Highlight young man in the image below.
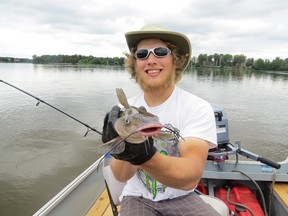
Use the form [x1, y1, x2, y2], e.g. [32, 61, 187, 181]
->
[102, 24, 221, 215]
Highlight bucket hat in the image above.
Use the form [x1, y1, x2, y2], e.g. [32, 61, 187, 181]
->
[125, 24, 191, 72]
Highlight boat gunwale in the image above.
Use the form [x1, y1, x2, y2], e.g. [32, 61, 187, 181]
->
[33, 155, 105, 216]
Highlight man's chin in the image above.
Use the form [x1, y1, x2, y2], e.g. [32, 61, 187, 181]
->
[139, 82, 171, 93]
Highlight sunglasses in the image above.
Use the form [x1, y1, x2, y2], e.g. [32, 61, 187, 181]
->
[134, 47, 171, 60]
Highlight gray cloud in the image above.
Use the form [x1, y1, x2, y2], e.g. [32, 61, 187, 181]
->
[0, 0, 287, 59]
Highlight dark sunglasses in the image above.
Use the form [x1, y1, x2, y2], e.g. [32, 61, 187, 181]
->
[134, 47, 171, 60]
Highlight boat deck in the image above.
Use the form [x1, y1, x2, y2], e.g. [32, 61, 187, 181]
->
[273, 183, 288, 208]
[86, 189, 115, 216]
[86, 183, 288, 216]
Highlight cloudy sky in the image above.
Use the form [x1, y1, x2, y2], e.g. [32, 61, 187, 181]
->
[0, 0, 287, 60]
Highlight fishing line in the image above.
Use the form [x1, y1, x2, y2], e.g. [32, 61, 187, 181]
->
[0, 79, 102, 136]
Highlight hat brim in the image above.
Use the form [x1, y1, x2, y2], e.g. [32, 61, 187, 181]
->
[125, 30, 191, 71]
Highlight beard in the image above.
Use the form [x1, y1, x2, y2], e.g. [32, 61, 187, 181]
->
[136, 70, 176, 93]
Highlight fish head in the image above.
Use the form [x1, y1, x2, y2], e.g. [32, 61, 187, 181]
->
[114, 107, 163, 143]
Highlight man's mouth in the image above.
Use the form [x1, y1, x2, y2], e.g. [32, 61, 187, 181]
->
[147, 69, 161, 75]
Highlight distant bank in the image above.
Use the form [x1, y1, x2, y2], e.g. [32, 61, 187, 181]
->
[1, 54, 287, 71]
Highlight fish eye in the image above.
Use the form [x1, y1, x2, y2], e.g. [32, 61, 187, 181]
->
[124, 116, 130, 125]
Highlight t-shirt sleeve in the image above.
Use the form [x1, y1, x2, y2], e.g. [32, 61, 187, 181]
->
[180, 99, 217, 149]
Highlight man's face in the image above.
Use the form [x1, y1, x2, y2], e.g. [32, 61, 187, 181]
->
[135, 38, 175, 93]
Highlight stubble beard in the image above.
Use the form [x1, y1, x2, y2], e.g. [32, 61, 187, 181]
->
[136, 71, 175, 93]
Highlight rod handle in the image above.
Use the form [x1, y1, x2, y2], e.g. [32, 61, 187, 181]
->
[258, 156, 281, 169]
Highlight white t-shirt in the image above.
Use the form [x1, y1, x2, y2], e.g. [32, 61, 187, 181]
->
[120, 86, 217, 201]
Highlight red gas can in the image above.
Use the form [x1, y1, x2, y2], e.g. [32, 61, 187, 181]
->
[215, 183, 264, 216]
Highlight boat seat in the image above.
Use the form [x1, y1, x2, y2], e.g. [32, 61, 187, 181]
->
[199, 195, 230, 216]
[102, 155, 229, 216]
[102, 154, 126, 206]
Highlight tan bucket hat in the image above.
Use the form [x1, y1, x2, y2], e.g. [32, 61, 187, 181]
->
[125, 24, 192, 72]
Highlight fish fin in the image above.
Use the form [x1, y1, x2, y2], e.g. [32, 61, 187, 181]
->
[153, 132, 176, 140]
[98, 137, 119, 151]
[98, 136, 126, 154]
[110, 141, 126, 154]
[133, 106, 156, 117]
[116, 88, 130, 108]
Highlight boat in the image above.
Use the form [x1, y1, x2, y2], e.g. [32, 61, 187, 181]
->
[33, 105, 288, 216]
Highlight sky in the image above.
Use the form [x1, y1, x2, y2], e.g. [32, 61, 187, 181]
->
[0, 0, 287, 60]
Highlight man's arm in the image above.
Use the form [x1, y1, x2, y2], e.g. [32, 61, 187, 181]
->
[110, 158, 138, 182]
[139, 137, 209, 190]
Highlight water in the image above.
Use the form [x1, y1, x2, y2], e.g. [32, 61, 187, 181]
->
[0, 63, 287, 215]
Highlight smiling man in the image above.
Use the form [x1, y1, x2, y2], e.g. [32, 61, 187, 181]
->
[102, 24, 221, 216]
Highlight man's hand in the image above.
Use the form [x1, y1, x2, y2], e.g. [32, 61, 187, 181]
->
[112, 138, 156, 165]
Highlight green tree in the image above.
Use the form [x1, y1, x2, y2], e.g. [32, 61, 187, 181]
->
[233, 54, 246, 67]
[270, 57, 287, 71]
[221, 54, 233, 67]
[213, 53, 221, 66]
[198, 54, 208, 66]
[253, 59, 270, 70]
[246, 58, 254, 68]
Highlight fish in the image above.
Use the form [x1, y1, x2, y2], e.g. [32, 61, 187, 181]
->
[98, 88, 176, 154]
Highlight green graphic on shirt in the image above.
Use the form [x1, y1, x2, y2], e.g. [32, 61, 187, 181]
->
[144, 172, 166, 199]
[141, 147, 169, 199]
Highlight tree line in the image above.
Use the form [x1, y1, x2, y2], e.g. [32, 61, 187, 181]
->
[192, 54, 288, 71]
[31, 54, 125, 66]
[0, 55, 125, 66]
[0, 57, 31, 63]
[1, 54, 288, 71]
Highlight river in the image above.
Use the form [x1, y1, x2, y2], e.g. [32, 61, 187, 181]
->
[0, 63, 287, 215]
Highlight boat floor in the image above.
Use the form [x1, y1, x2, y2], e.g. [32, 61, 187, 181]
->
[86, 183, 288, 216]
[273, 183, 288, 208]
[86, 188, 116, 216]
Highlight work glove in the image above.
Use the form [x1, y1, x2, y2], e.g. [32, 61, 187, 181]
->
[102, 105, 157, 165]
[102, 105, 120, 143]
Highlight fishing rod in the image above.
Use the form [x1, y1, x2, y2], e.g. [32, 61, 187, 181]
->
[0, 79, 102, 136]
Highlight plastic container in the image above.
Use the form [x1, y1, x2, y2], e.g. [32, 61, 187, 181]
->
[215, 183, 264, 216]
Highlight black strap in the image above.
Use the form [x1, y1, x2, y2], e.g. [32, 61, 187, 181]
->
[104, 180, 119, 216]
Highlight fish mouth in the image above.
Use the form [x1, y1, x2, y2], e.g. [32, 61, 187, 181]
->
[136, 124, 163, 136]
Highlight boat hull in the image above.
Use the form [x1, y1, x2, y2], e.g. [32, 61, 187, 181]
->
[33, 156, 288, 216]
